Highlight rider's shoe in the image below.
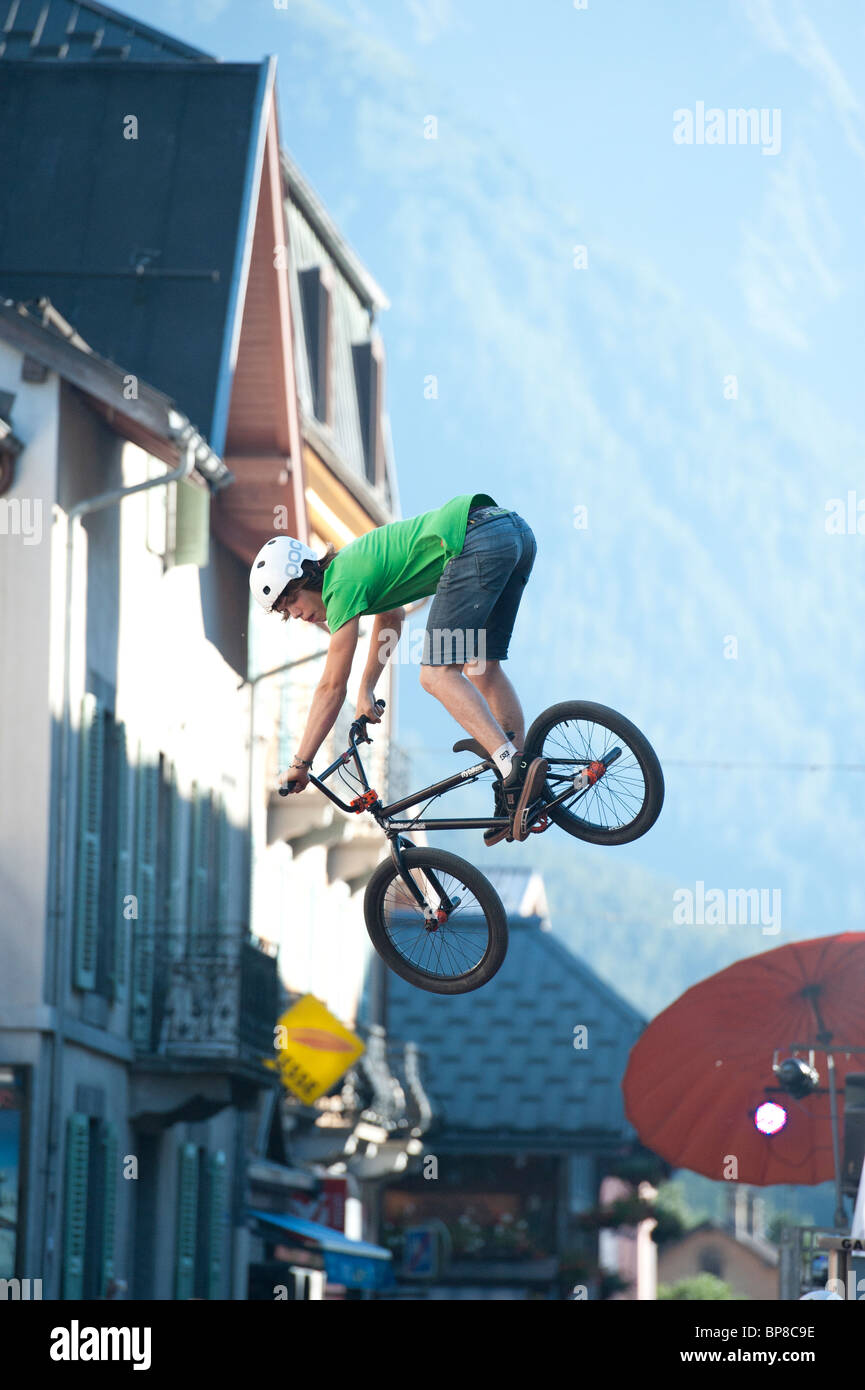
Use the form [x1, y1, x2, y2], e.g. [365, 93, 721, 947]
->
[506, 755, 549, 842]
[483, 753, 549, 846]
[483, 777, 512, 847]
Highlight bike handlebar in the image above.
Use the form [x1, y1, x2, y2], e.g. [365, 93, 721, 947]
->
[348, 697, 386, 744]
[278, 698, 385, 796]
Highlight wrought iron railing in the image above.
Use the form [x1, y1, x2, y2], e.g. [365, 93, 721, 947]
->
[144, 939, 279, 1062]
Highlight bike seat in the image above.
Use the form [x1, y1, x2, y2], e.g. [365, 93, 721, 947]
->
[452, 737, 492, 762]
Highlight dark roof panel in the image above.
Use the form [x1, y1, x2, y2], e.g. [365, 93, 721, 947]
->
[0, 0, 214, 63]
[0, 61, 263, 444]
[382, 915, 645, 1146]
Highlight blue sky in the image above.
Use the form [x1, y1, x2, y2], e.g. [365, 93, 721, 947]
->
[130, 0, 865, 1008]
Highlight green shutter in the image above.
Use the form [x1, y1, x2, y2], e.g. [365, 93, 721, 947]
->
[173, 478, 210, 568]
[62, 1114, 90, 1299]
[132, 751, 159, 1047]
[175, 1143, 199, 1300]
[207, 1150, 227, 1299]
[215, 793, 230, 939]
[74, 694, 103, 991]
[112, 722, 133, 1002]
[168, 764, 186, 958]
[188, 785, 211, 947]
[99, 1122, 119, 1294]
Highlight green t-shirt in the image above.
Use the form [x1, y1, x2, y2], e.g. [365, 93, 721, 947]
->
[322, 493, 496, 633]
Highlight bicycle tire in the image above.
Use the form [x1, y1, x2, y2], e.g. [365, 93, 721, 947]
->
[364, 847, 509, 995]
[524, 700, 664, 844]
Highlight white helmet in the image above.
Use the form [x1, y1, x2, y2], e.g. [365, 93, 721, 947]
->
[249, 535, 320, 611]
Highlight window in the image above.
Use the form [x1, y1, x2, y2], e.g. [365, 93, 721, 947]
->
[698, 1245, 724, 1278]
[298, 265, 332, 422]
[352, 338, 383, 487]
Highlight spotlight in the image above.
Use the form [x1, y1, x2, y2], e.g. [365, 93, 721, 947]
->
[775, 1055, 820, 1099]
[755, 1101, 788, 1135]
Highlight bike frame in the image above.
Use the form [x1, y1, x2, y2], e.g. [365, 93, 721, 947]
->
[305, 720, 618, 839]
[288, 716, 620, 923]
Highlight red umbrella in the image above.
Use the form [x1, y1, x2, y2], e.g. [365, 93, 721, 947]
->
[623, 933, 865, 1187]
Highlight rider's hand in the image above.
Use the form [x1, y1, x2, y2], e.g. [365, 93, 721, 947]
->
[277, 764, 310, 795]
[355, 688, 383, 723]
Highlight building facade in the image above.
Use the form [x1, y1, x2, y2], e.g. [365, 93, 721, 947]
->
[0, 0, 411, 1300]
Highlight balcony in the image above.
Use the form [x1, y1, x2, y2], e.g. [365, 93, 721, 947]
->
[150, 940, 279, 1060]
[129, 940, 280, 1129]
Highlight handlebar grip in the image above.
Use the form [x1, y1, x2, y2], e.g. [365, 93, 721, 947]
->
[359, 697, 386, 722]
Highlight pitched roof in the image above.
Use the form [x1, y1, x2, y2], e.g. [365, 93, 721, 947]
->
[381, 910, 646, 1149]
[0, 0, 214, 63]
[0, 296, 228, 482]
[0, 59, 267, 452]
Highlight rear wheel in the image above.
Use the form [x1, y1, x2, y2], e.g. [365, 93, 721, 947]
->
[364, 847, 508, 995]
[523, 700, 664, 844]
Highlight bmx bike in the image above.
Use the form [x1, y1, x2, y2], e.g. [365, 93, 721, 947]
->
[280, 698, 663, 995]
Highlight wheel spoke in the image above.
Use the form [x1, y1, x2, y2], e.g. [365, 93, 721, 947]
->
[382, 868, 491, 979]
[541, 717, 648, 832]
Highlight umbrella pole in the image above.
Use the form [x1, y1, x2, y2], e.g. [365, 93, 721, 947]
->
[826, 1051, 847, 1231]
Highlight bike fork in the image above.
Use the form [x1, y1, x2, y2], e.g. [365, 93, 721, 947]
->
[388, 835, 459, 927]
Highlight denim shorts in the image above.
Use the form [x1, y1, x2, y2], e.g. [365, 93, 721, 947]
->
[421, 507, 537, 666]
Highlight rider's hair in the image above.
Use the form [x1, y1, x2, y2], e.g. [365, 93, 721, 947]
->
[276, 543, 336, 618]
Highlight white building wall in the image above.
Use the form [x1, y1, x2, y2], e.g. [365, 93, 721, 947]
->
[0, 355, 259, 1297]
[0, 346, 59, 1009]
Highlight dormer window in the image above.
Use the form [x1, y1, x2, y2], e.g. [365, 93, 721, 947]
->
[298, 265, 332, 423]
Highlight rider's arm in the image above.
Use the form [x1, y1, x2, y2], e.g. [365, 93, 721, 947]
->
[294, 617, 360, 763]
[358, 607, 405, 719]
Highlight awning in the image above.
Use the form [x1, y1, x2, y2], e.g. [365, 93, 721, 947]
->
[248, 1208, 394, 1290]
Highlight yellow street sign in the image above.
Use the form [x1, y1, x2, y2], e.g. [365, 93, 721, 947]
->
[271, 994, 365, 1103]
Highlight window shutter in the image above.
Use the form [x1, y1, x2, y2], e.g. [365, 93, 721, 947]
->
[99, 1122, 119, 1294]
[215, 792, 230, 938]
[298, 265, 332, 421]
[74, 693, 103, 991]
[132, 752, 159, 1048]
[112, 721, 133, 1002]
[175, 1143, 199, 1301]
[168, 763, 186, 959]
[172, 478, 210, 569]
[188, 784, 212, 947]
[62, 1113, 90, 1299]
[352, 339, 383, 486]
[207, 1150, 228, 1299]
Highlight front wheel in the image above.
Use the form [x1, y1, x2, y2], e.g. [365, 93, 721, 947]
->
[364, 847, 508, 995]
[524, 700, 664, 844]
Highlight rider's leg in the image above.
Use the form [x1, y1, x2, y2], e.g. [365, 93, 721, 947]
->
[463, 658, 525, 751]
[418, 663, 506, 752]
